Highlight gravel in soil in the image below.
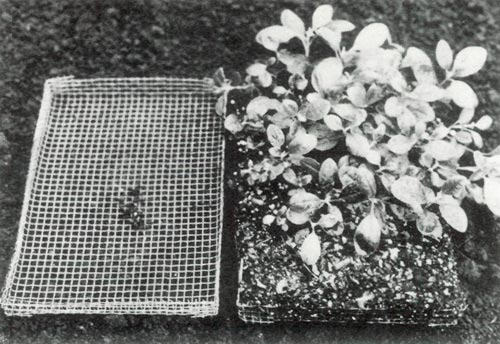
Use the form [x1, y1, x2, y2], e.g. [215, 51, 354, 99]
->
[234, 170, 466, 324]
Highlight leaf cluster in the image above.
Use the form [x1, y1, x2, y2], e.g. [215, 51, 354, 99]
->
[212, 5, 499, 264]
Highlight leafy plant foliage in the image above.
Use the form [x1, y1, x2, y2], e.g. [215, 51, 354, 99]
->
[210, 5, 499, 267]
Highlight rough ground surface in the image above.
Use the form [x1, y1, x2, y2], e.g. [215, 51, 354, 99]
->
[0, 0, 499, 343]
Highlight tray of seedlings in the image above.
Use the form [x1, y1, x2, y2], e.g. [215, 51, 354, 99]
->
[211, 4, 499, 325]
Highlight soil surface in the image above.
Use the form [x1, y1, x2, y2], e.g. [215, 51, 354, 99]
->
[235, 178, 466, 325]
[0, 0, 499, 343]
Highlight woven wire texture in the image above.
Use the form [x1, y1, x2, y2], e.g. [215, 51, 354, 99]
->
[1, 77, 224, 317]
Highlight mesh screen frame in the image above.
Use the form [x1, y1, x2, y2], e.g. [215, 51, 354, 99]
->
[1, 77, 224, 317]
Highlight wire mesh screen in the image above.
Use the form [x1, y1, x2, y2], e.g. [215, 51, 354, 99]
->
[1, 77, 224, 317]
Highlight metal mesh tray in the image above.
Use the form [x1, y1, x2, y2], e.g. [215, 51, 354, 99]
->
[1, 77, 224, 317]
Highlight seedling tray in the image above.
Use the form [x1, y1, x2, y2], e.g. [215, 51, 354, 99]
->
[235, 180, 466, 325]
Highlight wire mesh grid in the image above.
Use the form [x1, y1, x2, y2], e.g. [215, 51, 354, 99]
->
[1, 77, 224, 317]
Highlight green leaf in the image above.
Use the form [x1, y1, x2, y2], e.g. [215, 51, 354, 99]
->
[408, 84, 445, 102]
[475, 115, 493, 131]
[280, 9, 305, 36]
[430, 171, 445, 187]
[384, 97, 404, 117]
[326, 20, 355, 33]
[293, 228, 310, 245]
[456, 107, 475, 124]
[301, 95, 331, 121]
[466, 183, 484, 204]
[257, 72, 273, 87]
[484, 177, 500, 217]
[278, 51, 308, 75]
[436, 39, 453, 71]
[406, 99, 435, 122]
[447, 80, 478, 108]
[391, 176, 429, 205]
[246, 96, 281, 119]
[308, 123, 340, 151]
[271, 111, 295, 128]
[387, 135, 415, 155]
[439, 204, 467, 233]
[266, 124, 285, 147]
[347, 83, 367, 108]
[282, 99, 299, 114]
[455, 130, 473, 145]
[289, 190, 322, 214]
[287, 122, 306, 142]
[431, 125, 449, 140]
[282, 168, 299, 186]
[288, 133, 317, 155]
[319, 158, 338, 184]
[389, 203, 418, 222]
[271, 99, 297, 128]
[317, 27, 341, 51]
[442, 175, 468, 197]
[352, 23, 390, 50]
[366, 83, 383, 105]
[224, 114, 243, 133]
[402, 47, 438, 85]
[286, 209, 310, 225]
[345, 132, 370, 158]
[365, 149, 381, 166]
[318, 205, 343, 230]
[298, 174, 312, 186]
[212, 67, 227, 87]
[339, 164, 376, 198]
[311, 57, 344, 97]
[424, 140, 464, 161]
[256, 25, 297, 51]
[473, 151, 487, 167]
[300, 157, 320, 176]
[289, 73, 308, 90]
[416, 210, 443, 238]
[470, 167, 488, 183]
[287, 190, 322, 225]
[269, 146, 281, 158]
[324, 114, 344, 131]
[333, 103, 367, 127]
[471, 131, 483, 149]
[397, 112, 416, 134]
[273, 86, 288, 95]
[416, 120, 429, 138]
[354, 207, 382, 255]
[312, 4, 333, 29]
[269, 163, 286, 180]
[452, 46, 487, 78]
[299, 232, 321, 265]
[215, 95, 226, 116]
[246, 63, 268, 76]
[419, 152, 434, 168]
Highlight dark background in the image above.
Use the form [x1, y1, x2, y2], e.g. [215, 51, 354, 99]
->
[0, 0, 499, 343]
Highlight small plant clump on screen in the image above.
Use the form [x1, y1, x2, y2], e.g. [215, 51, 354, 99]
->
[117, 184, 149, 231]
[210, 5, 499, 268]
